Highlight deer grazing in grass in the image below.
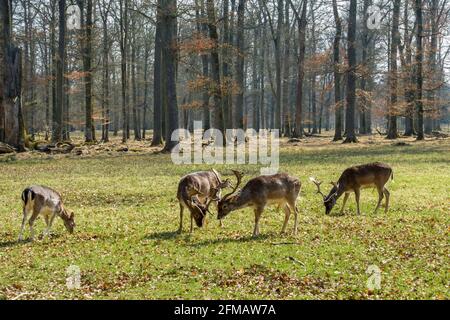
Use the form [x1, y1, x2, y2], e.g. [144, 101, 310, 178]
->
[177, 169, 232, 233]
[310, 162, 393, 215]
[217, 171, 301, 237]
[18, 186, 75, 241]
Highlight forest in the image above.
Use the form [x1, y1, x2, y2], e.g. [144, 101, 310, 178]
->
[0, 0, 448, 149]
[0, 0, 449, 300]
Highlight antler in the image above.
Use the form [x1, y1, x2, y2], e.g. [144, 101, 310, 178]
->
[222, 170, 244, 201]
[309, 177, 325, 199]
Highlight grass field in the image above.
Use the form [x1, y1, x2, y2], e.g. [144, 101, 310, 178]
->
[0, 134, 449, 300]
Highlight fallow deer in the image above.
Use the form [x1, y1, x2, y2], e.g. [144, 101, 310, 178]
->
[177, 169, 231, 233]
[310, 162, 393, 215]
[18, 185, 75, 241]
[217, 171, 301, 237]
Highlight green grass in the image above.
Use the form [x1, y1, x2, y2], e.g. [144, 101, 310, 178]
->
[0, 136, 449, 299]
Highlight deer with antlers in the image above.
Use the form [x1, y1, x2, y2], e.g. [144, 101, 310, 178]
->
[216, 171, 301, 237]
[177, 169, 231, 233]
[310, 162, 393, 215]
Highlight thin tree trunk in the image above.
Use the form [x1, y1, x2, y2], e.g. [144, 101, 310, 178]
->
[53, 0, 65, 143]
[83, 0, 95, 142]
[282, 0, 290, 136]
[142, 43, 150, 139]
[120, 0, 129, 143]
[332, 0, 342, 141]
[343, 0, 358, 143]
[151, 0, 163, 146]
[415, 0, 424, 140]
[196, 0, 210, 130]
[387, 0, 400, 139]
[206, 0, 225, 142]
[234, 0, 245, 129]
[290, 0, 307, 138]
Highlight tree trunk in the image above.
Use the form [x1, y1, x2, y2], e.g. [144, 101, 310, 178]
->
[151, 0, 163, 146]
[196, 0, 210, 130]
[260, 14, 266, 129]
[343, 0, 358, 143]
[100, 3, 111, 142]
[282, 0, 290, 136]
[274, 0, 283, 130]
[387, 0, 400, 139]
[120, 0, 129, 143]
[0, 0, 25, 150]
[82, 0, 95, 142]
[234, 0, 245, 129]
[332, 0, 342, 141]
[131, 31, 141, 141]
[142, 42, 150, 139]
[53, 0, 65, 143]
[162, 0, 179, 152]
[206, 0, 225, 141]
[425, 0, 438, 134]
[291, 0, 307, 138]
[415, 0, 424, 140]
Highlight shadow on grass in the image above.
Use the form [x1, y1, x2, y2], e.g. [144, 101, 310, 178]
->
[0, 239, 27, 248]
[186, 233, 272, 247]
[144, 231, 180, 240]
[143, 230, 274, 246]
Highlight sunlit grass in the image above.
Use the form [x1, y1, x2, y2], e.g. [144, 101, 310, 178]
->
[0, 134, 448, 299]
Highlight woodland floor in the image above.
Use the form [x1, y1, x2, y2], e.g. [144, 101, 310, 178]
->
[0, 132, 449, 299]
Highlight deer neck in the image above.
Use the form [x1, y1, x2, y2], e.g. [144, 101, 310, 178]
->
[229, 190, 252, 211]
[327, 184, 345, 200]
[59, 207, 70, 221]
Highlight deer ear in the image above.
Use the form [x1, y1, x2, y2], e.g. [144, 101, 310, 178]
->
[330, 181, 338, 188]
[70, 212, 74, 219]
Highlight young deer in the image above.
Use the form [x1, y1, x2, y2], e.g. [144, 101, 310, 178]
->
[18, 185, 75, 241]
[177, 169, 231, 233]
[217, 171, 301, 237]
[310, 162, 393, 215]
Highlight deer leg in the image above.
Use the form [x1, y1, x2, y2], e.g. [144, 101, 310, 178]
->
[18, 207, 28, 241]
[44, 211, 58, 238]
[354, 189, 361, 215]
[190, 214, 194, 234]
[289, 202, 299, 235]
[374, 187, 384, 214]
[340, 193, 350, 214]
[281, 205, 291, 234]
[28, 212, 39, 241]
[253, 207, 264, 237]
[177, 204, 184, 234]
[383, 188, 390, 213]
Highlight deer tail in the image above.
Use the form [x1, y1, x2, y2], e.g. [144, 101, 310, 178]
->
[21, 188, 35, 206]
[390, 170, 394, 183]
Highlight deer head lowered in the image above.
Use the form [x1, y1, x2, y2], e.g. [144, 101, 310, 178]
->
[177, 169, 232, 233]
[310, 162, 393, 215]
[217, 171, 302, 237]
[19, 185, 75, 241]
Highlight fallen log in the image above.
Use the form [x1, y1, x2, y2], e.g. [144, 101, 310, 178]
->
[0, 142, 16, 154]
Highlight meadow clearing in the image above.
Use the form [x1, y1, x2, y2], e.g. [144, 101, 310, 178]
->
[0, 134, 448, 300]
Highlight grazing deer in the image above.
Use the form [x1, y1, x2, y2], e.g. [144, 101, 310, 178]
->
[18, 185, 75, 241]
[217, 171, 301, 237]
[177, 169, 231, 233]
[310, 162, 393, 215]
